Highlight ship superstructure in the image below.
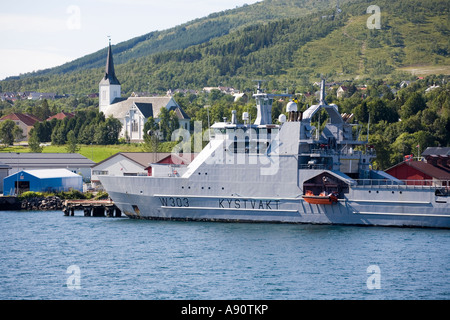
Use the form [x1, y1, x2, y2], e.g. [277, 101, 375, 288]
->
[99, 80, 449, 228]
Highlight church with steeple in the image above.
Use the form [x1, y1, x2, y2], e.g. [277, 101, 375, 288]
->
[98, 41, 190, 142]
[99, 41, 121, 114]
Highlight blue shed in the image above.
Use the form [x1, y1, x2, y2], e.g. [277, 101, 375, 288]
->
[3, 169, 83, 196]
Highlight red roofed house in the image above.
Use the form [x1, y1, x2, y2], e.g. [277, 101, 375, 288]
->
[0, 113, 41, 141]
[46, 111, 75, 121]
[145, 153, 197, 177]
[385, 161, 450, 186]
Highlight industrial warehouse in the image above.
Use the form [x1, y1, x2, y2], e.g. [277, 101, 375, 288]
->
[3, 169, 83, 196]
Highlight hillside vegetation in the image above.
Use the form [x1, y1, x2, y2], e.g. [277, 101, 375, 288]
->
[3, 0, 352, 78]
[0, 0, 449, 170]
[1, 0, 448, 95]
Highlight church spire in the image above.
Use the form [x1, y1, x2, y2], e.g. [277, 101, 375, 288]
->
[100, 40, 120, 85]
[99, 38, 121, 112]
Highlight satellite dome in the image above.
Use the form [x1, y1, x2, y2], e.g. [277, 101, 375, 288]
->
[278, 114, 287, 123]
[286, 101, 298, 112]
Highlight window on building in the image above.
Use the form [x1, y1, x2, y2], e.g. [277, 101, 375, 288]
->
[132, 120, 138, 132]
[93, 170, 109, 175]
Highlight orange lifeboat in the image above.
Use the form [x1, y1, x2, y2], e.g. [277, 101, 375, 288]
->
[302, 190, 338, 205]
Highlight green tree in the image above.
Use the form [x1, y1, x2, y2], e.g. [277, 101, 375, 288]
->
[104, 117, 122, 144]
[158, 108, 180, 141]
[35, 99, 52, 120]
[28, 129, 43, 153]
[33, 121, 53, 142]
[78, 123, 96, 145]
[66, 130, 80, 153]
[51, 122, 66, 145]
[353, 100, 369, 123]
[400, 92, 426, 119]
[0, 120, 23, 146]
[143, 118, 160, 152]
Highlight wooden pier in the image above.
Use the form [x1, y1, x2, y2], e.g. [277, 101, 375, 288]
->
[63, 199, 122, 217]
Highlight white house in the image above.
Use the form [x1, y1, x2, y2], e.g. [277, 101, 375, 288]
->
[91, 152, 171, 188]
[98, 42, 190, 142]
[91, 152, 197, 188]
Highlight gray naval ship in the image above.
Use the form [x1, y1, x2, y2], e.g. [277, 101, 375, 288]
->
[99, 81, 450, 228]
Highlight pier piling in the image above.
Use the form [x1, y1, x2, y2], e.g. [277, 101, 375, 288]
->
[62, 199, 121, 218]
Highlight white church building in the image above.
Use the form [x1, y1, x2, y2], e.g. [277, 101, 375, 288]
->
[99, 42, 190, 142]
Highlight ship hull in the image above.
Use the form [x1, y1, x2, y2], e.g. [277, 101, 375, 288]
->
[101, 176, 450, 229]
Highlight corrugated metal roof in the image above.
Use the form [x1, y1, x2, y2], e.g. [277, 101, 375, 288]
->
[22, 169, 81, 179]
[422, 147, 450, 156]
[0, 161, 11, 169]
[0, 153, 95, 167]
[93, 152, 172, 168]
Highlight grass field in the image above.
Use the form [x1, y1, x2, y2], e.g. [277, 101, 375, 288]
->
[399, 65, 450, 76]
[0, 144, 145, 163]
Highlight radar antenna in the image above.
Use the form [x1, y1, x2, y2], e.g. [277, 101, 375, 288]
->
[252, 79, 266, 93]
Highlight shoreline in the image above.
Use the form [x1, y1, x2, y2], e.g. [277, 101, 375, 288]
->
[0, 195, 63, 211]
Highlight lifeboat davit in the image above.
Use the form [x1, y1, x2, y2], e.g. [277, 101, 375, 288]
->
[302, 190, 338, 205]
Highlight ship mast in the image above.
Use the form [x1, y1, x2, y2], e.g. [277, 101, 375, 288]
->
[253, 80, 291, 126]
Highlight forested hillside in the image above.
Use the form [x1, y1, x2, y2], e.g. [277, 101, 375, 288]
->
[3, 0, 353, 79]
[1, 0, 448, 95]
[0, 0, 449, 169]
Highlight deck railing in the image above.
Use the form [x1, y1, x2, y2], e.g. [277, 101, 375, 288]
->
[353, 179, 449, 190]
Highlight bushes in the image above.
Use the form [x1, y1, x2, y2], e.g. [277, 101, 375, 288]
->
[18, 191, 47, 201]
[56, 189, 91, 200]
[17, 189, 108, 201]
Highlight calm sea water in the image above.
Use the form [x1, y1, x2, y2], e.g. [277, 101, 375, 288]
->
[0, 210, 448, 300]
